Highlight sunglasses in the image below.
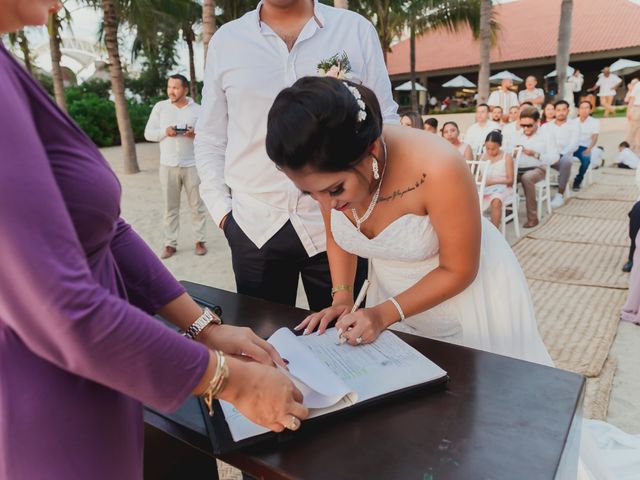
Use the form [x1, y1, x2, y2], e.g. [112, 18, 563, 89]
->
[520, 123, 536, 128]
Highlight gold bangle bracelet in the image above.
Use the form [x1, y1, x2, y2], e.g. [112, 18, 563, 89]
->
[331, 284, 353, 298]
[201, 351, 229, 417]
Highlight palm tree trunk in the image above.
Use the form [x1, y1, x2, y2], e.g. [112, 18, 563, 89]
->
[102, 0, 139, 174]
[334, 0, 349, 7]
[18, 30, 33, 74]
[202, 0, 216, 62]
[48, 13, 67, 111]
[410, 19, 418, 111]
[477, 0, 492, 104]
[185, 26, 198, 101]
[556, 0, 573, 100]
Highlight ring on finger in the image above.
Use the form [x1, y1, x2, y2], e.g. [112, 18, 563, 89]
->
[286, 415, 300, 431]
[356, 336, 363, 344]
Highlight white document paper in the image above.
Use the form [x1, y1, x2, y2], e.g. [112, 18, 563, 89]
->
[220, 327, 447, 442]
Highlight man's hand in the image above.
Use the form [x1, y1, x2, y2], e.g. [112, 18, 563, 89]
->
[185, 127, 196, 138]
[166, 126, 177, 137]
[219, 213, 230, 230]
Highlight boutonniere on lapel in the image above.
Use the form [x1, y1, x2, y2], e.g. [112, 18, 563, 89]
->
[317, 51, 352, 80]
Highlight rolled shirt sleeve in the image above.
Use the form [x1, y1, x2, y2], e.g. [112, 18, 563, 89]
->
[144, 102, 166, 143]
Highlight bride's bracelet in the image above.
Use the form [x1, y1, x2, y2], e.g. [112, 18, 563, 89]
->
[388, 297, 406, 321]
[201, 350, 229, 417]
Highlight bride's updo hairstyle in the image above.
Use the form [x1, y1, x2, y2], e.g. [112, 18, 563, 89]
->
[266, 76, 382, 172]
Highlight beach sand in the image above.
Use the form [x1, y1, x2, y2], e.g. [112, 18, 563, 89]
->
[102, 115, 640, 434]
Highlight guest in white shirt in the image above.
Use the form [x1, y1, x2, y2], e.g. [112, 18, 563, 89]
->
[590, 146, 605, 169]
[488, 78, 519, 122]
[616, 142, 640, 169]
[144, 74, 207, 259]
[568, 69, 584, 109]
[626, 78, 640, 152]
[541, 100, 579, 208]
[194, 0, 398, 311]
[512, 106, 558, 227]
[572, 101, 600, 191]
[587, 67, 622, 118]
[518, 76, 545, 108]
[490, 105, 503, 126]
[464, 103, 499, 157]
[502, 101, 533, 153]
[441, 121, 473, 160]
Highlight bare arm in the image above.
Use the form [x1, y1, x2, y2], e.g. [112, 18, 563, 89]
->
[463, 144, 474, 161]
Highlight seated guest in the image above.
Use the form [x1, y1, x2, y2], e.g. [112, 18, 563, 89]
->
[512, 106, 558, 228]
[400, 111, 424, 130]
[490, 105, 504, 126]
[616, 141, 640, 169]
[540, 102, 556, 124]
[573, 100, 600, 191]
[507, 105, 520, 124]
[441, 121, 473, 160]
[424, 117, 438, 134]
[541, 100, 579, 208]
[480, 130, 515, 228]
[518, 76, 545, 108]
[488, 78, 519, 122]
[502, 101, 534, 152]
[465, 103, 500, 156]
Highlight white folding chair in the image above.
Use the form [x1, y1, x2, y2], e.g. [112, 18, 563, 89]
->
[501, 147, 521, 238]
[466, 159, 490, 212]
[535, 165, 552, 220]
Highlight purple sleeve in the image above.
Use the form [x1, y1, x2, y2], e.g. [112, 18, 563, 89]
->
[0, 61, 208, 412]
[110, 219, 186, 314]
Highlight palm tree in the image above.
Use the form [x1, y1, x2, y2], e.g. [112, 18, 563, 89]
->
[202, 0, 216, 61]
[102, 0, 139, 174]
[477, 0, 492, 103]
[47, 10, 67, 111]
[555, 0, 573, 100]
[8, 30, 33, 74]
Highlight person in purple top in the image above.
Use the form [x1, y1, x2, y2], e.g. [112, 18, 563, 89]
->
[0, 2, 308, 478]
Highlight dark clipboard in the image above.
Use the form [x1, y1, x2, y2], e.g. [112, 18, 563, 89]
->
[198, 371, 449, 455]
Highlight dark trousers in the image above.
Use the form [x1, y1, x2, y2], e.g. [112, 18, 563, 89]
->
[573, 146, 591, 187]
[573, 91, 582, 109]
[628, 201, 640, 263]
[224, 215, 366, 312]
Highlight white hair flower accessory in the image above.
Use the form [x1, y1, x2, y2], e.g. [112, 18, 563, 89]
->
[343, 83, 367, 123]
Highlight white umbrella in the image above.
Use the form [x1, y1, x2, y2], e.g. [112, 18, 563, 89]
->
[544, 66, 575, 79]
[394, 80, 427, 92]
[489, 70, 523, 84]
[442, 75, 476, 88]
[609, 58, 640, 77]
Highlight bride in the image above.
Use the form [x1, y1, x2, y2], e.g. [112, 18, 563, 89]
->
[265, 76, 551, 366]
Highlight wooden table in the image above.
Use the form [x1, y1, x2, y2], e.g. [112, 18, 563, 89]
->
[144, 282, 584, 480]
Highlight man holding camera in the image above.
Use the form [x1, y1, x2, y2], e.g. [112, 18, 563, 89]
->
[144, 74, 207, 259]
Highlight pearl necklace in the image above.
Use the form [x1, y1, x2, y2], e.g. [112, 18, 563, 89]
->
[352, 138, 387, 232]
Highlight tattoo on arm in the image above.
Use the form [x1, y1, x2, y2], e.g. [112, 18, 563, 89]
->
[378, 173, 427, 202]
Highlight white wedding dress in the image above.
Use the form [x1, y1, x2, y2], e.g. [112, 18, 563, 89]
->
[331, 210, 553, 366]
[331, 210, 640, 479]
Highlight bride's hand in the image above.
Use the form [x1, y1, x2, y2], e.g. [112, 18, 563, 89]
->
[335, 308, 385, 346]
[294, 303, 353, 335]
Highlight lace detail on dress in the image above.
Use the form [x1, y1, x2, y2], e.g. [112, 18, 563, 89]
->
[330, 211, 439, 262]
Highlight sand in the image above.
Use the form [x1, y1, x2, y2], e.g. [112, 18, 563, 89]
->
[101, 115, 640, 434]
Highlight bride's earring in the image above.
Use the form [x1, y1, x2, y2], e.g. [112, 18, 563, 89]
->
[371, 156, 380, 180]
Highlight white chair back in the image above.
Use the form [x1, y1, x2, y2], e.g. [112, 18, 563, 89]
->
[466, 159, 490, 210]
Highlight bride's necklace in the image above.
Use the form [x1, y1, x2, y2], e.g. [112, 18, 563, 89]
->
[352, 138, 388, 232]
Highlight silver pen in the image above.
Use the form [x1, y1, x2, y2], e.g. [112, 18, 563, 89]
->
[337, 279, 370, 344]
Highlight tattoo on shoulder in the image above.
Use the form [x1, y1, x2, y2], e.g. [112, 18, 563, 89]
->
[378, 173, 427, 202]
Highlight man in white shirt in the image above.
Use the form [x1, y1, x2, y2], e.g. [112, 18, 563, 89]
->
[464, 103, 500, 156]
[626, 78, 640, 152]
[541, 100, 579, 208]
[488, 78, 519, 122]
[568, 69, 584, 109]
[194, 0, 398, 311]
[518, 76, 545, 108]
[513, 106, 558, 228]
[144, 74, 207, 259]
[587, 67, 622, 118]
[616, 142, 639, 169]
[572, 100, 601, 191]
[490, 105, 503, 127]
[502, 101, 533, 153]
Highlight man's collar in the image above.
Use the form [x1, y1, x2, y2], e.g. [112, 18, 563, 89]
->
[255, 0, 324, 29]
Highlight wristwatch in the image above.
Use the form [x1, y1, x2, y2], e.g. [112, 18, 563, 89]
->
[183, 308, 222, 340]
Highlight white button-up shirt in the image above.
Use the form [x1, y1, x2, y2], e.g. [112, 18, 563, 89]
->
[194, 1, 398, 254]
[464, 120, 500, 155]
[487, 89, 519, 113]
[595, 74, 622, 97]
[144, 98, 201, 167]
[512, 129, 558, 168]
[576, 116, 600, 148]
[540, 119, 579, 157]
[518, 88, 545, 105]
